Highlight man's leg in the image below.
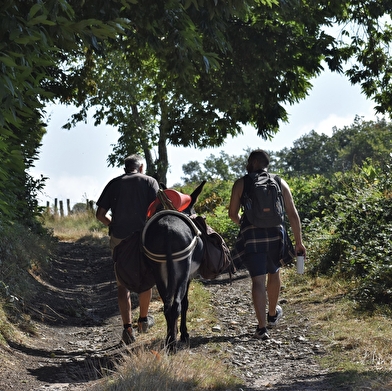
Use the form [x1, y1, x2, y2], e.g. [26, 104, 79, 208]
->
[117, 284, 132, 325]
[138, 288, 152, 318]
[138, 288, 154, 333]
[267, 270, 281, 317]
[110, 236, 133, 326]
[251, 274, 267, 329]
[117, 284, 135, 344]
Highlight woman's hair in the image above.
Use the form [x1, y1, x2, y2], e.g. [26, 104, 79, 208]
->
[246, 149, 270, 173]
[124, 154, 144, 173]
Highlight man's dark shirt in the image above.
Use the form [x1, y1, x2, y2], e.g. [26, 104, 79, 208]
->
[97, 172, 159, 239]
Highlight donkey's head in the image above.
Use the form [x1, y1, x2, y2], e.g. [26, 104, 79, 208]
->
[150, 181, 206, 217]
[181, 180, 206, 215]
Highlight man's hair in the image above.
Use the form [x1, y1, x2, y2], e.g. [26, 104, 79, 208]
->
[124, 154, 144, 173]
[246, 149, 270, 173]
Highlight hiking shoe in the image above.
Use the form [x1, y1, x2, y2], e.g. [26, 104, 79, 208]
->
[254, 326, 270, 340]
[137, 315, 155, 333]
[267, 305, 283, 327]
[122, 326, 135, 345]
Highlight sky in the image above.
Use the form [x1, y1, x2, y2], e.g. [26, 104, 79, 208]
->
[29, 69, 378, 209]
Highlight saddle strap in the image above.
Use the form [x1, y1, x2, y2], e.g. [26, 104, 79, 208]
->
[142, 210, 201, 262]
[143, 236, 199, 262]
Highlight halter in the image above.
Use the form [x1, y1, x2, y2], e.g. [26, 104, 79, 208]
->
[142, 210, 201, 263]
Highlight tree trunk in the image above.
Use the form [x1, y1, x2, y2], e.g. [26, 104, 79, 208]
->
[157, 100, 170, 185]
[131, 103, 157, 178]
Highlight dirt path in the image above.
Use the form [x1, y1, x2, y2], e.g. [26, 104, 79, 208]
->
[0, 240, 337, 391]
[204, 273, 342, 390]
[0, 240, 123, 391]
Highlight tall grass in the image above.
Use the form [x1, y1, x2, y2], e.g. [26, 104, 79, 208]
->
[284, 270, 392, 390]
[95, 278, 241, 391]
[40, 209, 107, 241]
[96, 348, 239, 391]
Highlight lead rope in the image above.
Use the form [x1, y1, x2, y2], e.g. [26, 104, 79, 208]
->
[157, 188, 177, 211]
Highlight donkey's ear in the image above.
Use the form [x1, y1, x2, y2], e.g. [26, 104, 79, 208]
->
[189, 180, 206, 206]
[159, 182, 167, 190]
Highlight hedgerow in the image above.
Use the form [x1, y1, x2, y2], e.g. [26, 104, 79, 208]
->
[289, 160, 392, 310]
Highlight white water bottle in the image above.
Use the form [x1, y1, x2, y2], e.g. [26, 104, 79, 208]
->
[296, 252, 305, 274]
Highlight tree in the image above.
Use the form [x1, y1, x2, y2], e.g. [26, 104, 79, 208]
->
[274, 130, 336, 176]
[62, 1, 268, 182]
[68, 41, 246, 182]
[0, 0, 128, 223]
[68, 1, 392, 184]
[340, 1, 392, 115]
[181, 150, 253, 183]
[333, 117, 392, 172]
[4, 0, 392, 222]
[180, 117, 392, 182]
[273, 117, 392, 177]
[68, 0, 339, 182]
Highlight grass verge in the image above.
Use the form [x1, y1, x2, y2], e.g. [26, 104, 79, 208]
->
[283, 268, 392, 390]
[40, 210, 106, 241]
[95, 280, 241, 391]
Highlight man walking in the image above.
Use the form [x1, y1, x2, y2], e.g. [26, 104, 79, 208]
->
[96, 154, 159, 344]
[229, 149, 306, 340]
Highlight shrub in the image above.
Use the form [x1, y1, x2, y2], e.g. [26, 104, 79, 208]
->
[296, 161, 392, 309]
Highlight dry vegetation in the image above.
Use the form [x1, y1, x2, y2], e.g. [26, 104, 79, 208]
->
[284, 272, 392, 390]
[89, 279, 242, 391]
[41, 209, 105, 241]
[95, 344, 239, 391]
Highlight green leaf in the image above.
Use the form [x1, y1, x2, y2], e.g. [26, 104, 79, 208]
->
[0, 56, 17, 67]
[3, 76, 15, 95]
[29, 3, 43, 19]
[13, 36, 40, 44]
[26, 14, 50, 26]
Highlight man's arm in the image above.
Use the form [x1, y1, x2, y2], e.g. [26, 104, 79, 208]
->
[228, 178, 244, 225]
[96, 206, 112, 227]
[280, 178, 306, 256]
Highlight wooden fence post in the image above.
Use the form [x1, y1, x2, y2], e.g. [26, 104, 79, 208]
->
[67, 199, 71, 215]
[59, 200, 64, 217]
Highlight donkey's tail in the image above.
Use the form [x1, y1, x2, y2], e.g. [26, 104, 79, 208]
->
[165, 230, 176, 307]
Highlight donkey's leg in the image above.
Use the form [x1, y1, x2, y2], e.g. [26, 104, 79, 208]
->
[152, 273, 178, 351]
[166, 273, 189, 351]
[180, 280, 191, 344]
[164, 300, 179, 352]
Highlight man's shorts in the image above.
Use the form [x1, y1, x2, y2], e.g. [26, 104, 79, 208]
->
[110, 235, 123, 253]
[243, 240, 281, 277]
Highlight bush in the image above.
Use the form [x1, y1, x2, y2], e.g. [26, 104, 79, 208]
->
[294, 161, 392, 309]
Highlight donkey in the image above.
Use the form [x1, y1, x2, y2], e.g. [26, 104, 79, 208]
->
[141, 181, 206, 351]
